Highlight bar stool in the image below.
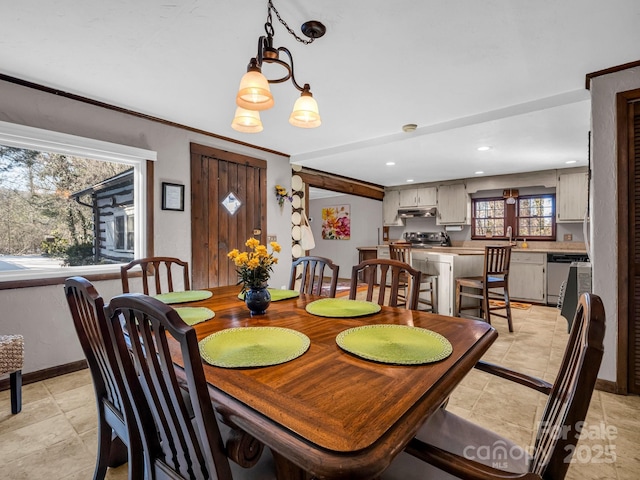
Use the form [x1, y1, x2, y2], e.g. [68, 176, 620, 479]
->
[0, 334, 24, 414]
[455, 245, 513, 332]
[389, 242, 438, 312]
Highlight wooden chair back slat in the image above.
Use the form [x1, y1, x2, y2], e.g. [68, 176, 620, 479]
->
[531, 292, 605, 478]
[350, 258, 422, 310]
[289, 256, 340, 297]
[389, 243, 411, 264]
[484, 245, 511, 277]
[64, 276, 143, 478]
[105, 293, 234, 480]
[121, 257, 190, 295]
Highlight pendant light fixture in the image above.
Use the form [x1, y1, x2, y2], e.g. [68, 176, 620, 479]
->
[231, 0, 325, 133]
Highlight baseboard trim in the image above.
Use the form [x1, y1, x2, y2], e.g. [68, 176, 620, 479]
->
[595, 378, 620, 394]
[0, 360, 88, 391]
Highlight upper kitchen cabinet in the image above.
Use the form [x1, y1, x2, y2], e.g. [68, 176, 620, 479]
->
[399, 187, 437, 207]
[556, 172, 588, 223]
[383, 189, 403, 226]
[436, 183, 470, 225]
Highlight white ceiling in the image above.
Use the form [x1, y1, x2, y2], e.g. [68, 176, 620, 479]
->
[2, 1, 639, 187]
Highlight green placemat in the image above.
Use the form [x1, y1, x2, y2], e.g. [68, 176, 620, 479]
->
[305, 298, 381, 318]
[154, 290, 213, 304]
[175, 307, 215, 326]
[199, 327, 310, 368]
[336, 324, 453, 365]
[237, 289, 300, 301]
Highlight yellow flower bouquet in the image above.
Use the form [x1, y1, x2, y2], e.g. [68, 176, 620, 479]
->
[228, 238, 281, 293]
[275, 184, 292, 207]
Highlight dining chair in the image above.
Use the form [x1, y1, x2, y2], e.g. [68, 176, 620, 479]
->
[63, 277, 142, 480]
[382, 292, 605, 480]
[389, 242, 438, 312]
[289, 255, 340, 297]
[455, 245, 514, 332]
[350, 258, 422, 309]
[0, 334, 24, 414]
[104, 293, 275, 479]
[120, 256, 190, 295]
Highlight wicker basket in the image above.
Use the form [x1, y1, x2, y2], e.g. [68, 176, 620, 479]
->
[0, 335, 24, 375]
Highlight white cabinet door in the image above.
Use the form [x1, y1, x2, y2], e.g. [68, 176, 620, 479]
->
[417, 187, 437, 207]
[556, 172, 588, 223]
[414, 253, 453, 316]
[399, 189, 418, 207]
[412, 252, 483, 316]
[436, 184, 470, 225]
[383, 190, 403, 226]
[509, 252, 546, 302]
[399, 187, 437, 207]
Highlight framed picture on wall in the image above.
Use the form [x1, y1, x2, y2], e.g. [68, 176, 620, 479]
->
[321, 204, 351, 240]
[161, 182, 185, 211]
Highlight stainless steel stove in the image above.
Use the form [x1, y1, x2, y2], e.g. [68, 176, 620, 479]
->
[403, 231, 450, 248]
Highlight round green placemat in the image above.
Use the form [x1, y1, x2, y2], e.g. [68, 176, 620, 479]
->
[305, 298, 381, 318]
[336, 324, 453, 364]
[237, 289, 300, 302]
[174, 307, 215, 326]
[199, 327, 310, 368]
[154, 290, 213, 304]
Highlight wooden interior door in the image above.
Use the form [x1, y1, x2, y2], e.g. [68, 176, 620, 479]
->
[190, 143, 267, 289]
[617, 90, 640, 394]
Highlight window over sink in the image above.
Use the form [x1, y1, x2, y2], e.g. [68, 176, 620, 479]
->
[471, 194, 555, 240]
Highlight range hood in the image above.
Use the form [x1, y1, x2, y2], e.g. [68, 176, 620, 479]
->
[398, 207, 437, 218]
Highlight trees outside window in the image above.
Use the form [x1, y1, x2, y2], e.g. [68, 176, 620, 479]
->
[0, 146, 131, 266]
[0, 120, 154, 283]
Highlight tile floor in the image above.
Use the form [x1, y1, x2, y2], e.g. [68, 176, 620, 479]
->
[1, 304, 639, 479]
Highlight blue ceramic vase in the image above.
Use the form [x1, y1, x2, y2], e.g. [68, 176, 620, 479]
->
[245, 286, 271, 315]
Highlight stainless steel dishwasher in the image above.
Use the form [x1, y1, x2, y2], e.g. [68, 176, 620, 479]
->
[546, 253, 589, 306]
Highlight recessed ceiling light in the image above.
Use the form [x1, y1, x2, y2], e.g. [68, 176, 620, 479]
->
[477, 146, 491, 151]
[386, 161, 396, 166]
[402, 124, 417, 133]
[475, 171, 484, 175]
[406, 179, 414, 183]
[565, 160, 577, 164]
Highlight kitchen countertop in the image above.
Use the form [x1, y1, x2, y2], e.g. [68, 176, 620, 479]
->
[362, 243, 587, 255]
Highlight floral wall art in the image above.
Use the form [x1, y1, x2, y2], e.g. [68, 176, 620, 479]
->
[321, 204, 350, 240]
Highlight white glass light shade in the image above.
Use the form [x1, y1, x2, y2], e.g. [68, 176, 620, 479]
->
[236, 70, 274, 111]
[231, 107, 263, 133]
[289, 93, 321, 128]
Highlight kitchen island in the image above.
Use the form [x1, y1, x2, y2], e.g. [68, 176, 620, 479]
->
[410, 250, 484, 315]
[370, 242, 588, 311]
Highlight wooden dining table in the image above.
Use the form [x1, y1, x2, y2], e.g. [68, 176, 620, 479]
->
[167, 285, 498, 480]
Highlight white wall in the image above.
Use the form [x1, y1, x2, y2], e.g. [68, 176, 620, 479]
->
[308, 194, 382, 278]
[589, 65, 640, 382]
[0, 79, 293, 374]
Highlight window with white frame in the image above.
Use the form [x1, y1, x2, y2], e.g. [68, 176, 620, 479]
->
[114, 207, 135, 252]
[0, 120, 156, 282]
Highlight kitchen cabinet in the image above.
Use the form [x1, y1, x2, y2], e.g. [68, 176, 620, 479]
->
[436, 183, 470, 225]
[556, 172, 588, 223]
[399, 187, 437, 207]
[383, 190, 403, 226]
[509, 252, 546, 303]
[412, 251, 483, 316]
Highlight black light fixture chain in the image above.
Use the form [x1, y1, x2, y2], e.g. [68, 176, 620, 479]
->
[267, 0, 315, 44]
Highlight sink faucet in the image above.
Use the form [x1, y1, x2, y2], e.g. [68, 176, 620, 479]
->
[507, 226, 513, 245]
